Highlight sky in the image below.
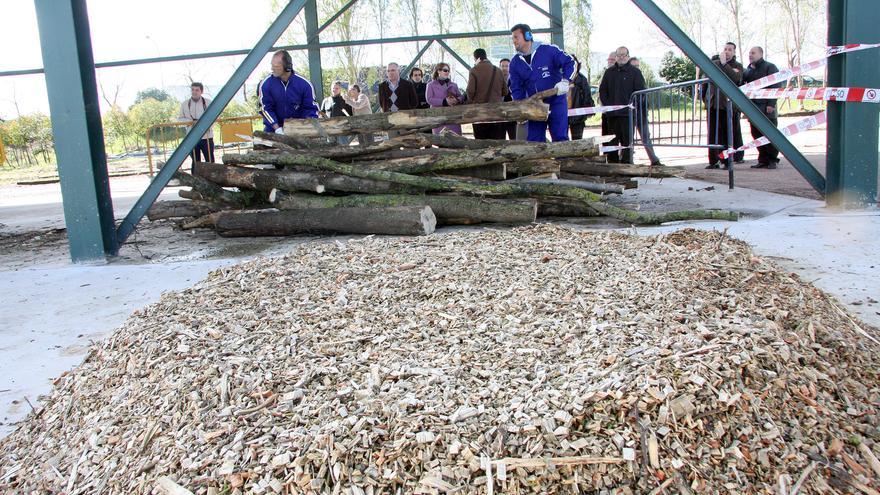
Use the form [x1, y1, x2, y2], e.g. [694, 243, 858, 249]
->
[0, 0, 818, 119]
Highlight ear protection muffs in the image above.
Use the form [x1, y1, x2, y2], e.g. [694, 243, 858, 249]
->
[282, 51, 293, 72]
[524, 30, 533, 42]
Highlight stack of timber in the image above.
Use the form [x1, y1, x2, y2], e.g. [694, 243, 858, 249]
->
[149, 95, 734, 236]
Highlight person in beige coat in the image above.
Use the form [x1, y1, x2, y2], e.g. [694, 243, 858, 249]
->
[177, 82, 214, 167]
[343, 84, 374, 145]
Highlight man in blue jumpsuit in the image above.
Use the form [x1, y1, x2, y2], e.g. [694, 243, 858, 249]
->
[258, 50, 319, 134]
[507, 23, 575, 142]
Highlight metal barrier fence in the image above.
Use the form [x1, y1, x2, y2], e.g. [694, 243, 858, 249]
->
[628, 78, 736, 188]
[145, 115, 263, 176]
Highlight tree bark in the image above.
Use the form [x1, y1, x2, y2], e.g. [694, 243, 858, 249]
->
[506, 158, 561, 175]
[214, 206, 436, 237]
[439, 164, 506, 181]
[194, 161, 423, 195]
[282, 99, 550, 138]
[538, 197, 602, 217]
[558, 159, 685, 178]
[257, 153, 739, 225]
[227, 138, 603, 176]
[271, 191, 537, 225]
[513, 178, 625, 195]
[147, 200, 223, 221]
[172, 170, 263, 207]
[255, 131, 433, 158]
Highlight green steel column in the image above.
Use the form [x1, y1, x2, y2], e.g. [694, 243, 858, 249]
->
[826, 0, 879, 208]
[35, 0, 117, 261]
[305, 0, 324, 102]
[549, 0, 564, 49]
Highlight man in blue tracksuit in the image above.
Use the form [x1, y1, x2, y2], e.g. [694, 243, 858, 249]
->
[508, 23, 575, 142]
[258, 50, 319, 133]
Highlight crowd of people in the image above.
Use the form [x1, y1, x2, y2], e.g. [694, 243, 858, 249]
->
[167, 23, 783, 169]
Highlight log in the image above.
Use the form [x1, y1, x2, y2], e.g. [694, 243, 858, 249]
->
[559, 171, 639, 189]
[271, 191, 537, 225]
[441, 163, 506, 181]
[282, 99, 550, 138]
[259, 153, 739, 225]
[147, 200, 223, 221]
[214, 206, 436, 237]
[255, 131, 433, 159]
[171, 170, 263, 207]
[514, 178, 625, 195]
[538, 197, 602, 217]
[506, 158, 561, 175]
[229, 138, 604, 176]
[558, 159, 685, 178]
[194, 161, 422, 195]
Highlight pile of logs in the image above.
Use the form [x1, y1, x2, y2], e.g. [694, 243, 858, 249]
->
[148, 95, 736, 236]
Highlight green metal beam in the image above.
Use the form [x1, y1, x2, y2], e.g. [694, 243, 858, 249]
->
[436, 39, 472, 71]
[305, 0, 324, 102]
[401, 39, 435, 80]
[116, 0, 308, 244]
[548, 0, 564, 49]
[630, 0, 826, 196]
[0, 29, 561, 78]
[35, 0, 117, 262]
[826, 0, 879, 208]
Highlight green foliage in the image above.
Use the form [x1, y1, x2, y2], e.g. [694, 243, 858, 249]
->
[128, 97, 179, 147]
[133, 88, 174, 105]
[0, 113, 54, 168]
[659, 51, 697, 84]
[637, 60, 659, 88]
[219, 100, 257, 119]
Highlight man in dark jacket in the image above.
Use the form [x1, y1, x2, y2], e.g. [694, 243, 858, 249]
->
[743, 46, 781, 169]
[704, 43, 744, 169]
[499, 58, 518, 140]
[467, 48, 509, 139]
[599, 46, 645, 163]
[567, 54, 594, 140]
[378, 63, 419, 113]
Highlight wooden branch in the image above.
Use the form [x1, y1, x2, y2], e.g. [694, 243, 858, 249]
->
[214, 206, 436, 237]
[271, 191, 537, 225]
[282, 99, 550, 138]
[147, 200, 224, 221]
[559, 159, 685, 178]
[251, 153, 739, 225]
[195, 161, 423, 195]
[513, 178, 625, 195]
[537, 197, 602, 217]
[171, 170, 262, 207]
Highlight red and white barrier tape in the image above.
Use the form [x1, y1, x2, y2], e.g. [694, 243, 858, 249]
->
[567, 104, 632, 117]
[746, 87, 880, 103]
[741, 43, 880, 92]
[826, 43, 880, 57]
[720, 111, 827, 159]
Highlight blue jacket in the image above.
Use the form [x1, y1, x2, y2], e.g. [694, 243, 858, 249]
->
[509, 42, 575, 105]
[258, 72, 319, 132]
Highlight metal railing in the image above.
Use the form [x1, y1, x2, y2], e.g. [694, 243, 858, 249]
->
[145, 115, 263, 176]
[629, 78, 736, 188]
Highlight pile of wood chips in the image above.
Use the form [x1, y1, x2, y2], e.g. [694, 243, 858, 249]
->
[2, 225, 879, 495]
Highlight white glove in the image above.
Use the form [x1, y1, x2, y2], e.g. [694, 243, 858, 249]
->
[274, 127, 285, 135]
[555, 81, 570, 95]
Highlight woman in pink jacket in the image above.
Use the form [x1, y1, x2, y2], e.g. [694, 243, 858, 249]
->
[426, 63, 464, 135]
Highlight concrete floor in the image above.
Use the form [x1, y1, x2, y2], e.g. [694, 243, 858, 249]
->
[1, 175, 878, 438]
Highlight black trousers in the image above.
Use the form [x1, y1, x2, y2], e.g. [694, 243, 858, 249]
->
[707, 108, 731, 165]
[750, 113, 780, 163]
[732, 110, 744, 162]
[473, 122, 505, 140]
[191, 138, 215, 167]
[501, 121, 517, 140]
[569, 122, 585, 140]
[605, 116, 632, 164]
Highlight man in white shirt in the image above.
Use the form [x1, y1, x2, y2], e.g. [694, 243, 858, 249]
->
[178, 82, 214, 167]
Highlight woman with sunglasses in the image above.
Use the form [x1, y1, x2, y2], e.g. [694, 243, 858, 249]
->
[426, 63, 464, 135]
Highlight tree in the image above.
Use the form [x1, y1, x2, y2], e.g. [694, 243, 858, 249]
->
[563, 0, 593, 79]
[659, 51, 697, 84]
[134, 88, 174, 105]
[773, 0, 822, 109]
[128, 98, 179, 149]
[716, 0, 749, 62]
[638, 60, 659, 88]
